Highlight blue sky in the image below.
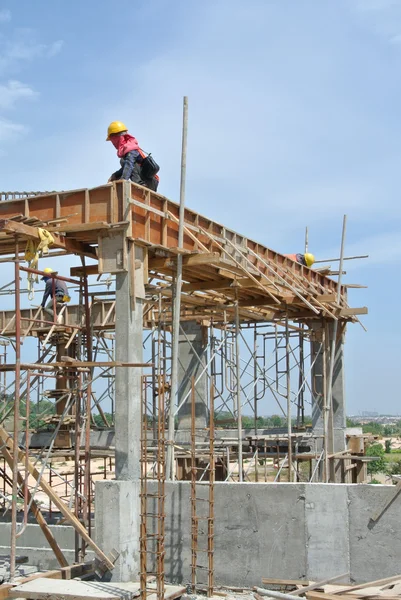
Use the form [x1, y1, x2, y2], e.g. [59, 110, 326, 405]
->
[0, 0, 400, 414]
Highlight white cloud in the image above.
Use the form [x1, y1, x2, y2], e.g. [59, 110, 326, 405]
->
[0, 118, 27, 142]
[0, 80, 38, 109]
[47, 40, 63, 57]
[0, 27, 61, 150]
[0, 30, 64, 74]
[0, 9, 11, 23]
[4, 37, 64, 61]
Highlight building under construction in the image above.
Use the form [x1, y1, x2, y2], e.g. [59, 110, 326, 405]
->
[0, 179, 398, 600]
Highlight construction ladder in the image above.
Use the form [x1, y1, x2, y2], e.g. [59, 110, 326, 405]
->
[140, 374, 166, 600]
[190, 377, 215, 597]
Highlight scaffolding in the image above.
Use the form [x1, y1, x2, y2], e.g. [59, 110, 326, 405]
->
[0, 182, 367, 591]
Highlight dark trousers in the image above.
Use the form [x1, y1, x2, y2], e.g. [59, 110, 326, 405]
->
[131, 163, 159, 192]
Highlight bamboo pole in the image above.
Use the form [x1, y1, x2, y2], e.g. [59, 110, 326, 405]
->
[167, 96, 188, 480]
[235, 297, 243, 482]
[10, 239, 20, 581]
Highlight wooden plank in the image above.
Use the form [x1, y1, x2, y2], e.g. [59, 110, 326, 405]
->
[316, 294, 337, 303]
[306, 594, 364, 600]
[182, 277, 262, 292]
[289, 573, 349, 596]
[0, 424, 114, 571]
[330, 575, 401, 595]
[0, 219, 97, 259]
[149, 252, 220, 270]
[339, 307, 368, 317]
[59, 561, 96, 580]
[48, 222, 109, 233]
[58, 359, 150, 368]
[70, 264, 99, 277]
[84, 189, 90, 223]
[0, 442, 68, 567]
[262, 579, 310, 587]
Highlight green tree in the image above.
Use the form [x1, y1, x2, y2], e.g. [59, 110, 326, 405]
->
[28, 399, 56, 429]
[387, 459, 401, 476]
[270, 414, 283, 427]
[242, 416, 254, 429]
[346, 418, 361, 427]
[93, 412, 113, 428]
[366, 443, 386, 476]
[362, 422, 384, 436]
[385, 439, 392, 453]
[384, 425, 395, 437]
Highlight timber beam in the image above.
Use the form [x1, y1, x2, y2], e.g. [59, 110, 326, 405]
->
[0, 220, 97, 259]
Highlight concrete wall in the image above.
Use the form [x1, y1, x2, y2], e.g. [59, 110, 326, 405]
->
[2, 483, 400, 586]
[0, 523, 94, 569]
[146, 482, 400, 587]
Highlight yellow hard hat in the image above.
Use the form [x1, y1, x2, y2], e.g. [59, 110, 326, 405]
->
[41, 267, 54, 280]
[304, 253, 315, 268]
[106, 121, 128, 141]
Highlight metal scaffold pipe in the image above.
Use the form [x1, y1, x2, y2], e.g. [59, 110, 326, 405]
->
[167, 96, 188, 480]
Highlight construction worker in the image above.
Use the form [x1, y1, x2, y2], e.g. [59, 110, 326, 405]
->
[106, 121, 159, 192]
[41, 268, 69, 323]
[285, 253, 315, 268]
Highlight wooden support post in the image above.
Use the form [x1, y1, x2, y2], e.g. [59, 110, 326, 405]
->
[0, 424, 114, 571]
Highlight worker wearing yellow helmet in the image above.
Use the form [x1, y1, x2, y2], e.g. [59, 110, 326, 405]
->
[285, 253, 315, 268]
[41, 267, 70, 323]
[106, 121, 160, 192]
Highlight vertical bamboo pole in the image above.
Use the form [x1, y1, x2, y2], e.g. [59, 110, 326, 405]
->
[10, 241, 21, 581]
[286, 317, 293, 482]
[82, 267, 92, 544]
[190, 377, 197, 592]
[167, 96, 189, 480]
[207, 378, 215, 597]
[235, 298, 243, 482]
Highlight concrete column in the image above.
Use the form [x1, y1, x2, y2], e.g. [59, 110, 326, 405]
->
[311, 320, 346, 456]
[114, 272, 142, 480]
[176, 321, 208, 434]
[96, 242, 145, 582]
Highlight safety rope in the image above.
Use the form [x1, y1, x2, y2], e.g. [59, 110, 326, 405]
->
[24, 228, 55, 301]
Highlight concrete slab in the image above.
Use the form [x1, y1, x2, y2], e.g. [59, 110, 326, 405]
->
[305, 484, 350, 580]
[9, 579, 185, 600]
[348, 484, 401, 582]
[9, 578, 133, 600]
